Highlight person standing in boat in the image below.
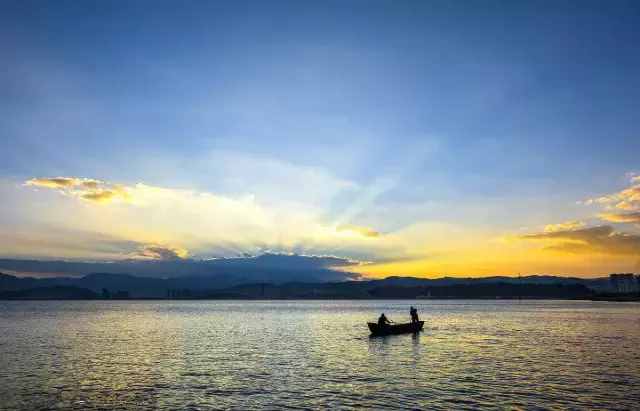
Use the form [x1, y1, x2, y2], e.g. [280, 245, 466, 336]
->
[410, 306, 419, 323]
[378, 313, 392, 327]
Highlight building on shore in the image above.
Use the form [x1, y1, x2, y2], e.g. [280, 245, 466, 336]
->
[609, 273, 639, 293]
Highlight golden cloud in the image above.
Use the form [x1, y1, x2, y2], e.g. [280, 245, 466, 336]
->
[585, 176, 640, 211]
[26, 177, 98, 189]
[81, 180, 100, 189]
[543, 220, 585, 233]
[81, 185, 130, 203]
[81, 191, 118, 202]
[25, 177, 130, 203]
[521, 225, 640, 256]
[599, 212, 640, 224]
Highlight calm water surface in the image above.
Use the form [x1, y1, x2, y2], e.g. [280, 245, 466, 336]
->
[1, 300, 638, 410]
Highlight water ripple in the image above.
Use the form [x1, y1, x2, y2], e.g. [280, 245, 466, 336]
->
[0, 300, 638, 409]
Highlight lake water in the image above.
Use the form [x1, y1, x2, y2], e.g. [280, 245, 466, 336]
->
[0, 300, 638, 410]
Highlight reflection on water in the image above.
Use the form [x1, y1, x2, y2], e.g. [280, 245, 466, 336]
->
[0, 300, 638, 409]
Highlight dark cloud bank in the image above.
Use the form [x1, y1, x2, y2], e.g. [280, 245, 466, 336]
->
[0, 254, 369, 298]
[0, 253, 360, 283]
[522, 225, 640, 256]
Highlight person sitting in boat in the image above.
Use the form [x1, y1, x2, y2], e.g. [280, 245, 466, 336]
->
[410, 306, 419, 323]
[378, 313, 392, 327]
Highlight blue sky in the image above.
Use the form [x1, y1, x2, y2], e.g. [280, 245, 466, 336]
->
[2, 1, 640, 276]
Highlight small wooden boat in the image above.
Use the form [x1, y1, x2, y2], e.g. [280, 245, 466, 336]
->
[368, 321, 424, 336]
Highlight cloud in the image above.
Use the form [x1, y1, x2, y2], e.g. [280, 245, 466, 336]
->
[25, 177, 130, 203]
[80, 186, 130, 203]
[26, 177, 95, 189]
[336, 224, 380, 237]
[81, 191, 118, 202]
[599, 212, 640, 224]
[544, 220, 585, 233]
[16, 176, 409, 264]
[195, 150, 358, 207]
[523, 225, 612, 241]
[584, 174, 640, 225]
[80, 180, 100, 189]
[521, 225, 640, 256]
[136, 245, 189, 260]
[584, 176, 640, 211]
[0, 227, 144, 261]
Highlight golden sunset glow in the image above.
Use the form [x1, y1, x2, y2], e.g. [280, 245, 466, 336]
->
[3, 173, 638, 278]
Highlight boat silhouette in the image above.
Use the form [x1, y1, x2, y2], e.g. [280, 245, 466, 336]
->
[368, 321, 424, 336]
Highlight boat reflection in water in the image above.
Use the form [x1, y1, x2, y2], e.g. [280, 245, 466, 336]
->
[368, 320, 424, 337]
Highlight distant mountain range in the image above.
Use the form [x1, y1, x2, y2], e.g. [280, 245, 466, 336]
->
[0, 271, 615, 300]
[0, 253, 627, 299]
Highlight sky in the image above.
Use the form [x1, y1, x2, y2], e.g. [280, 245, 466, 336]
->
[1, 0, 640, 278]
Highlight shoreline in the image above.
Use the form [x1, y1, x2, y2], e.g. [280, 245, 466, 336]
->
[1, 296, 638, 302]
